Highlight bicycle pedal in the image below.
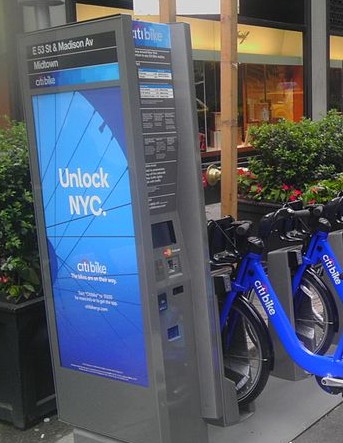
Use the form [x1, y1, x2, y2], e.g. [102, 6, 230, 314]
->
[317, 376, 343, 395]
[321, 377, 343, 388]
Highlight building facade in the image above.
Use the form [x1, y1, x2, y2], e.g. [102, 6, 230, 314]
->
[1, 0, 343, 150]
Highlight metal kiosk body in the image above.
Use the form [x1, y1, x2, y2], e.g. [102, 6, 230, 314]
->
[18, 15, 238, 443]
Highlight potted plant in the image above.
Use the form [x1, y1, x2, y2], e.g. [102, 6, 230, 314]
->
[0, 117, 56, 429]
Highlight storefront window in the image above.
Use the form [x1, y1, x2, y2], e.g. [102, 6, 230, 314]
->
[194, 61, 304, 150]
[75, 5, 304, 151]
[194, 61, 220, 151]
[329, 35, 343, 112]
[193, 24, 303, 150]
[329, 68, 343, 111]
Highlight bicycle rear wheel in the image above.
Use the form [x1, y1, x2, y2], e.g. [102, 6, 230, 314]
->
[221, 296, 273, 407]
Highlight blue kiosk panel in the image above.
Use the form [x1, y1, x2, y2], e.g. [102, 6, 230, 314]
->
[31, 87, 148, 387]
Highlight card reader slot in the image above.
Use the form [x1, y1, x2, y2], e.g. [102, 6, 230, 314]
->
[172, 285, 184, 295]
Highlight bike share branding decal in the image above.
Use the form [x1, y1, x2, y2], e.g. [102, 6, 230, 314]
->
[322, 255, 342, 285]
[132, 21, 171, 48]
[254, 281, 276, 315]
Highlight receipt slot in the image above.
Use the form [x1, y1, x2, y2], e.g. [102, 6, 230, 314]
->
[19, 15, 236, 443]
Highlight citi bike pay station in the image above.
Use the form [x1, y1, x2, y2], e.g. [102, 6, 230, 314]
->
[18, 14, 343, 443]
[18, 14, 239, 443]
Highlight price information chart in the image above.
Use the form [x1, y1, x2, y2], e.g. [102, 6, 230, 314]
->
[133, 21, 178, 214]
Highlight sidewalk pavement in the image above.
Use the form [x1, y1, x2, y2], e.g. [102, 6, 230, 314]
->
[1, 401, 343, 443]
[0, 415, 73, 443]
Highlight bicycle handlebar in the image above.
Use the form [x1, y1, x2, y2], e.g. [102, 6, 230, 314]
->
[258, 202, 325, 241]
[207, 218, 259, 265]
[208, 195, 343, 264]
[323, 196, 343, 224]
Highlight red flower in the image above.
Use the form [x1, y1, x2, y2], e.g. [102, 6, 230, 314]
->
[293, 189, 302, 196]
[289, 195, 297, 201]
[281, 184, 290, 191]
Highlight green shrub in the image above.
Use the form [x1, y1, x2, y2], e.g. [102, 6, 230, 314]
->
[0, 117, 41, 301]
[241, 111, 343, 204]
[248, 118, 322, 189]
[316, 110, 343, 175]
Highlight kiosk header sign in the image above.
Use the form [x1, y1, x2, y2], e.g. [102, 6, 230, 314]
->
[23, 24, 149, 387]
[27, 32, 119, 88]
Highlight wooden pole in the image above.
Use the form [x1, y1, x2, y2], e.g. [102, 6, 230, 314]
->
[159, 0, 176, 23]
[220, 0, 238, 218]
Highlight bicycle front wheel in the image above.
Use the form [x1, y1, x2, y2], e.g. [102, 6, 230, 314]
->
[294, 269, 337, 355]
[221, 296, 273, 407]
[247, 268, 337, 355]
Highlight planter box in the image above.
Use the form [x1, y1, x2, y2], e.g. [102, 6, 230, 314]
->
[0, 296, 56, 429]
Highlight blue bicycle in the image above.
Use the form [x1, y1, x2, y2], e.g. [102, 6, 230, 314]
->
[254, 201, 339, 354]
[208, 200, 343, 407]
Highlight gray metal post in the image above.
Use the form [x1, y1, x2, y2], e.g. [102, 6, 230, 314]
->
[18, 0, 64, 30]
[34, 3, 51, 29]
[268, 247, 307, 380]
[309, 0, 328, 120]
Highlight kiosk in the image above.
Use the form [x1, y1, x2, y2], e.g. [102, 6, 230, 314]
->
[18, 15, 238, 443]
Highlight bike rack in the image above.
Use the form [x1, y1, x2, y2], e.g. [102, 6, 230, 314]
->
[211, 268, 255, 421]
[267, 247, 308, 381]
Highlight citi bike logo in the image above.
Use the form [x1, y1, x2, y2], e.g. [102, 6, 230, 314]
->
[254, 281, 276, 316]
[77, 259, 107, 275]
[322, 255, 341, 285]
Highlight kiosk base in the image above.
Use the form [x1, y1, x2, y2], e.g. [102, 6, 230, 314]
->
[73, 376, 341, 443]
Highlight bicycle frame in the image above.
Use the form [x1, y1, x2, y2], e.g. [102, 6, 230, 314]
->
[292, 229, 343, 302]
[220, 248, 343, 378]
